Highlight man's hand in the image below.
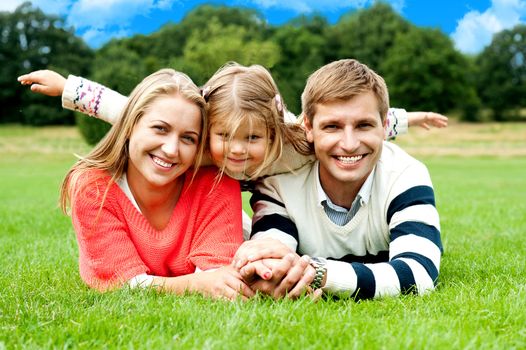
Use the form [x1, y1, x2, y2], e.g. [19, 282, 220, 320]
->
[407, 111, 448, 130]
[18, 70, 67, 97]
[232, 237, 294, 270]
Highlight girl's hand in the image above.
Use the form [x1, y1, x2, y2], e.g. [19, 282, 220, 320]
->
[17, 70, 66, 96]
[191, 265, 255, 301]
[407, 111, 448, 130]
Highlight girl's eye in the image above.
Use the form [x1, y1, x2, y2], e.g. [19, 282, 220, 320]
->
[248, 135, 262, 141]
[216, 132, 228, 139]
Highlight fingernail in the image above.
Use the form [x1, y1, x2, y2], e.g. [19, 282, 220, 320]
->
[263, 272, 271, 280]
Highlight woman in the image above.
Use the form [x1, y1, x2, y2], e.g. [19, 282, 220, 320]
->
[59, 68, 253, 299]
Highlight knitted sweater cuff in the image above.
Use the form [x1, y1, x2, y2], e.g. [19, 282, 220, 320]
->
[323, 259, 358, 297]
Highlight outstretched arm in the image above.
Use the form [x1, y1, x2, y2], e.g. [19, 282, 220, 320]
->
[385, 109, 448, 140]
[19, 70, 127, 125]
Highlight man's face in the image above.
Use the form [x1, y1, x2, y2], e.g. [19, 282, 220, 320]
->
[304, 91, 386, 201]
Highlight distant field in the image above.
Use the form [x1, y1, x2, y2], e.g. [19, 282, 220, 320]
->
[1, 124, 525, 349]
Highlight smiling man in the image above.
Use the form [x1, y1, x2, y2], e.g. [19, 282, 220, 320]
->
[239, 59, 443, 299]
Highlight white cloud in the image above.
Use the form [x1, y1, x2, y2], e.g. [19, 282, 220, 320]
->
[81, 27, 131, 48]
[0, 0, 74, 14]
[0, 0, 26, 12]
[65, 0, 177, 47]
[452, 0, 526, 54]
[247, 0, 405, 13]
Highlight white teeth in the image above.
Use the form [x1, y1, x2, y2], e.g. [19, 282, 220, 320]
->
[152, 156, 173, 168]
[337, 155, 363, 164]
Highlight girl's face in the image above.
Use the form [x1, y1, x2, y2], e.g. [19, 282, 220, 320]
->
[209, 118, 268, 177]
[127, 94, 202, 189]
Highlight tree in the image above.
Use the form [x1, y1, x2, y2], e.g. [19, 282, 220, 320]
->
[270, 16, 328, 114]
[476, 25, 526, 120]
[327, 2, 411, 72]
[180, 18, 280, 85]
[381, 28, 476, 114]
[0, 2, 93, 125]
[76, 42, 149, 144]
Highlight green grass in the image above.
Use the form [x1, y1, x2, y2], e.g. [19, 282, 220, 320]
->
[1, 125, 525, 349]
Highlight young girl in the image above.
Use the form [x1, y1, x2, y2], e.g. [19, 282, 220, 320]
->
[53, 68, 254, 299]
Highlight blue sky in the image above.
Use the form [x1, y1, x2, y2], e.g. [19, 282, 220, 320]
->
[2, 0, 525, 54]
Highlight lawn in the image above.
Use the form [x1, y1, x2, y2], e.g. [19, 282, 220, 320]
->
[0, 124, 525, 349]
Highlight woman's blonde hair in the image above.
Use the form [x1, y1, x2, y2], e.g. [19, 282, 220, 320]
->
[59, 68, 207, 214]
[202, 62, 311, 179]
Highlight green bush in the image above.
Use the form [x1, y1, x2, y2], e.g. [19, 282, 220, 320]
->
[21, 103, 75, 126]
[75, 112, 111, 145]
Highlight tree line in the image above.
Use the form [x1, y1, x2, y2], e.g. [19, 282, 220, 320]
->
[2, 1, 525, 131]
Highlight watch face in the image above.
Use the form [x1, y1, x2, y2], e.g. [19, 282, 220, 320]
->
[310, 257, 327, 268]
[311, 257, 327, 266]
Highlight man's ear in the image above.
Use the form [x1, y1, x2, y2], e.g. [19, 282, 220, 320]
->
[303, 115, 314, 143]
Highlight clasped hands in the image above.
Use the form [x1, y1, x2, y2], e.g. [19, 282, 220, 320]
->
[231, 238, 322, 300]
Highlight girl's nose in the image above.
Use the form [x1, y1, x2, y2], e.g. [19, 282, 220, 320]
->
[230, 140, 247, 155]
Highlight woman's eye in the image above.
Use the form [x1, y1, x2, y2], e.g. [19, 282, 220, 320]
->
[182, 135, 196, 144]
[153, 125, 167, 132]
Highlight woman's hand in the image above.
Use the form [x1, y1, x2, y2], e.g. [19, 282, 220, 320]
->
[18, 70, 67, 97]
[190, 265, 255, 301]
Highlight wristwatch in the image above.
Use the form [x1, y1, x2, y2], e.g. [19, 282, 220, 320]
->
[309, 257, 327, 290]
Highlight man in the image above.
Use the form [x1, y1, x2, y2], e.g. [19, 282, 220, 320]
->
[234, 59, 443, 299]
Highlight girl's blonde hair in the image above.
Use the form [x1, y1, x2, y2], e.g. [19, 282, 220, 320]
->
[60, 68, 207, 214]
[202, 62, 311, 179]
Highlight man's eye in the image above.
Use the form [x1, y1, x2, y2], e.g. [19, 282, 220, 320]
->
[358, 123, 373, 129]
[323, 124, 338, 130]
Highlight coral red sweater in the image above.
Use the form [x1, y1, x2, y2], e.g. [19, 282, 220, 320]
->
[71, 167, 243, 290]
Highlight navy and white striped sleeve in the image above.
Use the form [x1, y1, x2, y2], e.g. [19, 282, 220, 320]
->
[324, 163, 442, 299]
[249, 181, 299, 252]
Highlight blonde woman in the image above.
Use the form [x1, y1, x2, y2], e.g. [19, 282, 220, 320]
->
[54, 69, 253, 299]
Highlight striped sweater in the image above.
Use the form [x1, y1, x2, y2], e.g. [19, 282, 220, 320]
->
[251, 142, 443, 299]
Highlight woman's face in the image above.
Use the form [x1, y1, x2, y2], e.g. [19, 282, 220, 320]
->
[127, 93, 202, 189]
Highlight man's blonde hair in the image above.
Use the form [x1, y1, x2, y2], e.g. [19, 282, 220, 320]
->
[60, 68, 207, 213]
[203, 62, 310, 179]
[301, 59, 389, 124]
